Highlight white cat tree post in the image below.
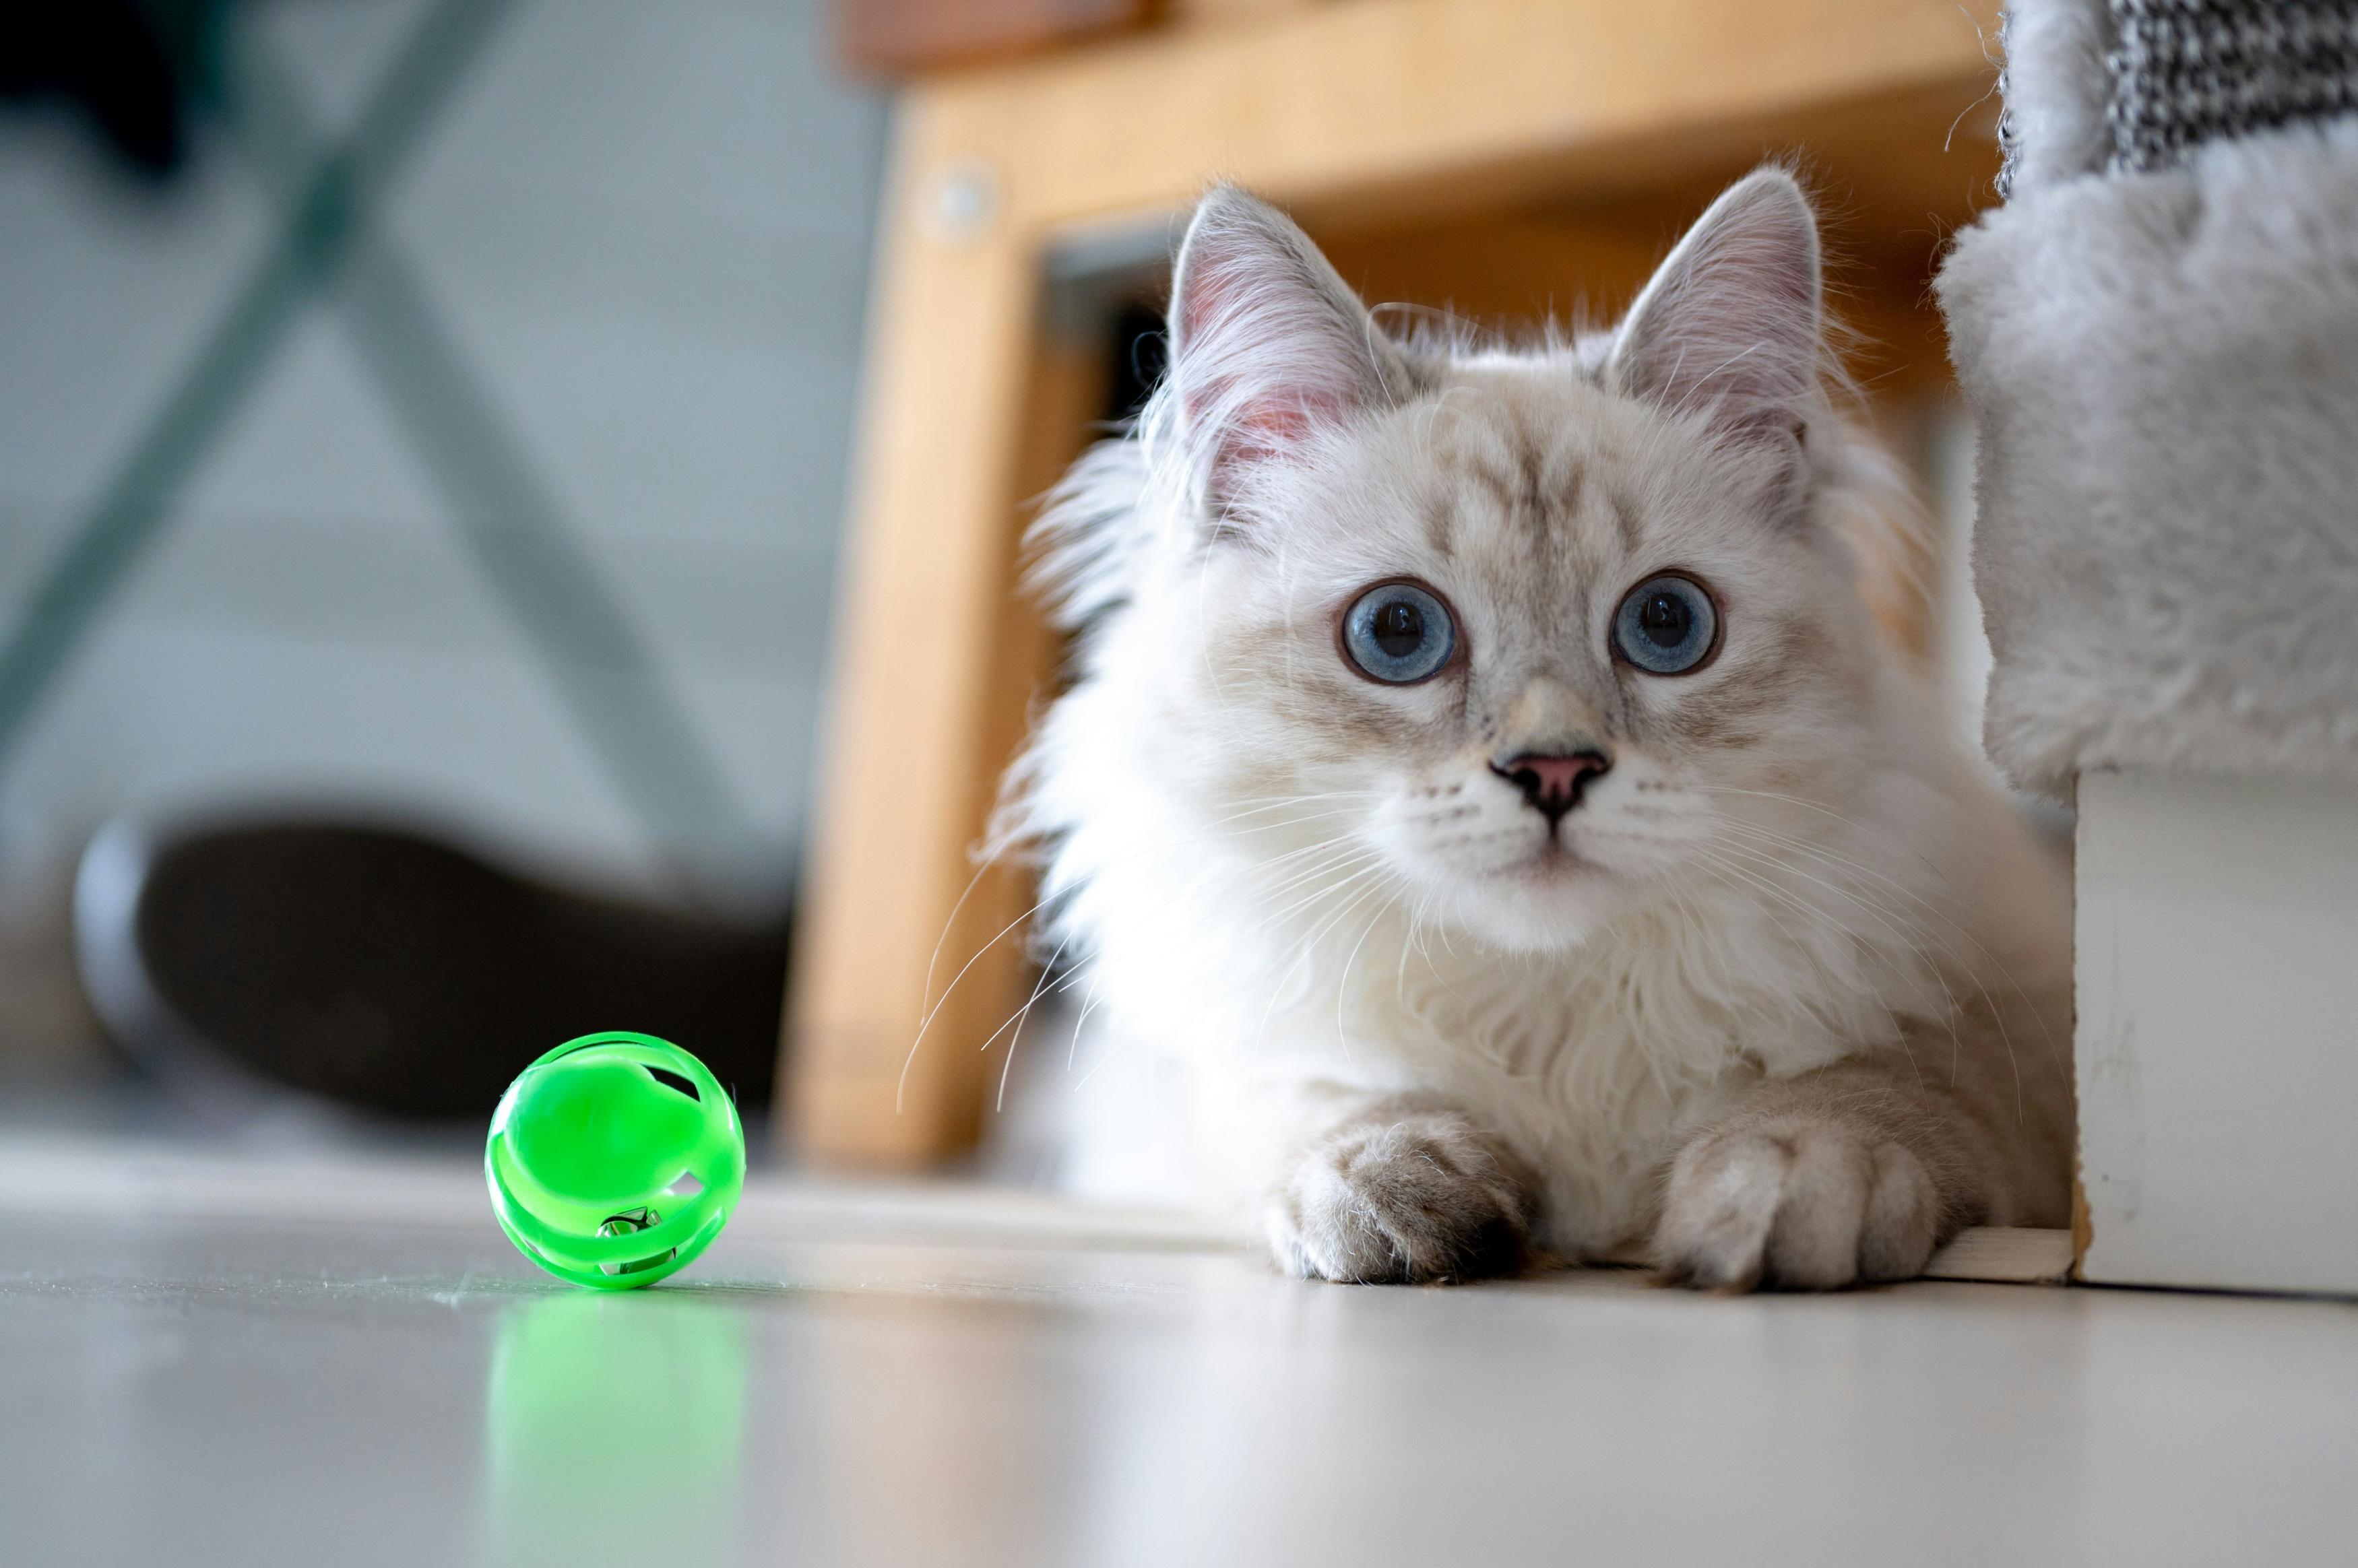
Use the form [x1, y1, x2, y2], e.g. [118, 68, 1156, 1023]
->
[1938, 0, 2358, 1293]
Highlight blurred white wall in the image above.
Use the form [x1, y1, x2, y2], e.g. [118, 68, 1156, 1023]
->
[0, 0, 885, 903]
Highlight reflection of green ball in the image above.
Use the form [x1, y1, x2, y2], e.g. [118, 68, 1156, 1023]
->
[486, 1033, 745, 1289]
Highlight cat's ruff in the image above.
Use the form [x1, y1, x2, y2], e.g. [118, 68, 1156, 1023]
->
[1006, 169, 2074, 1289]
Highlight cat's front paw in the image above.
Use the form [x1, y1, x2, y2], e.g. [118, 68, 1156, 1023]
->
[1653, 1118, 1940, 1291]
[1267, 1106, 1536, 1284]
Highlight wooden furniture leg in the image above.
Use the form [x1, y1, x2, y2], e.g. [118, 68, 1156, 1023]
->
[785, 121, 1097, 1163]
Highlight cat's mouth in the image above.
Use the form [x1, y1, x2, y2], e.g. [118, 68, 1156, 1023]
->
[1498, 835, 1607, 881]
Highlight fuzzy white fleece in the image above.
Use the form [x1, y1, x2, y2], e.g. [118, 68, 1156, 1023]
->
[1938, 112, 2358, 796]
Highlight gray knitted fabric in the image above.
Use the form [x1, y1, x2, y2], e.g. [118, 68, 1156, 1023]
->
[2106, 0, 2358, 172]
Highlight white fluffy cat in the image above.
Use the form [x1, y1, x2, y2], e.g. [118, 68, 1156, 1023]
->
[1003, 168, 2074, 1290]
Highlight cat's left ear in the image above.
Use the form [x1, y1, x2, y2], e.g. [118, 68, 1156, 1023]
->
[1609, 168, 1823, 453]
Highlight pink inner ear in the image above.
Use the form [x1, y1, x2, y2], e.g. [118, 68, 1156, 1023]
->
[1176, 256, 1320, 471]
[1192, 389, 1344, 469]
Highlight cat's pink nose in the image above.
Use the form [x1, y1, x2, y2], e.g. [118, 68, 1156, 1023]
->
[1492, 750, 1612, 825]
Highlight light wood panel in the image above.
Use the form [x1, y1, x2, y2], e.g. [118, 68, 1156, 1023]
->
[837, 0, 1149, 79]
[895, 0, 1999, 234]
[787, 0, 2003, 1165]
[786, 257, 1098, 1163]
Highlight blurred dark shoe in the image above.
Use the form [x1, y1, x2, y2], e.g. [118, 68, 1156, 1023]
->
[74, 816, 789, 1119]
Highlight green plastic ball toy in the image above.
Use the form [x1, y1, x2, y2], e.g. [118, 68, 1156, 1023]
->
[486, 1032, 746, 1289]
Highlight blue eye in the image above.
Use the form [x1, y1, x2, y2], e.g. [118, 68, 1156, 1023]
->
[1341, 581, 1456, 684]
[1612, 573, 1719, 675]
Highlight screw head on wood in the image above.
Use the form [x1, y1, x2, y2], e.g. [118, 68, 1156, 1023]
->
[924, 162, 1000, 241]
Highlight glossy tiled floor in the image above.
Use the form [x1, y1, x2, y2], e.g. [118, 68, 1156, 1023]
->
[4, 1138, 2355, 1567]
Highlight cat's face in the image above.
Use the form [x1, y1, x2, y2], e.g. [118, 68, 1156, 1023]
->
[1095, 172, 1890, 954]
[1167, 374, 1878, 952]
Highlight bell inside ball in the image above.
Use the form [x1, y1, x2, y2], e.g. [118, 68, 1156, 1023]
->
[485, 1033, 746, 1289]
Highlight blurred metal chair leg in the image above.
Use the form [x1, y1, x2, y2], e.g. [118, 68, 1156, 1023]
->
[0, 0, 768, 891]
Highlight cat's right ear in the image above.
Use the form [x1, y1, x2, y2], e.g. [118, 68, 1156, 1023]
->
[1168, 186, 1401, 507]
[1608, 168, 1824, 453]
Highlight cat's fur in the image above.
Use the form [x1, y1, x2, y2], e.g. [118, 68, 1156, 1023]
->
[1004, 169, 2074, 1290]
